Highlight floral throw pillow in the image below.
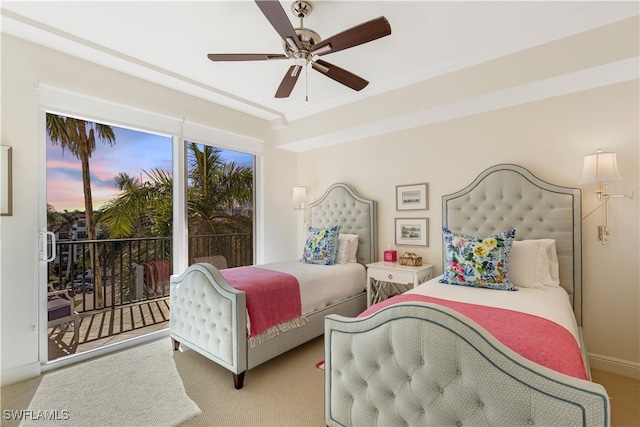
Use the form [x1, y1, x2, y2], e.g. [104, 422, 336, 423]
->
[301, 224, 340, 265]
[439, 227, 517, 291]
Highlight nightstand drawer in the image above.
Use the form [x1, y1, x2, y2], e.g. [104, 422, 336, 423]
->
[368, 268, 414, 285]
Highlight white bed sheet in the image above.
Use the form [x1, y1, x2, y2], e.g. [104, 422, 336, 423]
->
[405, 275, 581, 346]
[260, 261, 366, 315]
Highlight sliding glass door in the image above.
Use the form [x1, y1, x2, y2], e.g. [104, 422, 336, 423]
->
[44, 112, 173, 362]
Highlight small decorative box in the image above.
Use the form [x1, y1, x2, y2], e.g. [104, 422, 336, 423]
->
[384, 249, 397, 262]
[399, 252, 422, 266]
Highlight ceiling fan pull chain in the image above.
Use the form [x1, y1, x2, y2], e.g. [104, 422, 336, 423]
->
[305, 64, 309, 102]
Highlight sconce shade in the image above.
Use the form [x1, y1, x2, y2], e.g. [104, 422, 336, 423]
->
[291, 186, 308, 204]
[578, 150, 622, 184]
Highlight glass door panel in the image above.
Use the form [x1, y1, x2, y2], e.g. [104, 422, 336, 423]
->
[45, 112, 172, 361]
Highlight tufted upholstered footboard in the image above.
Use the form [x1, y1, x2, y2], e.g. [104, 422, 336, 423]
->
[324, 302, 610, 427]
[170, 263, 248, 388]
[170, 262, 369, 389]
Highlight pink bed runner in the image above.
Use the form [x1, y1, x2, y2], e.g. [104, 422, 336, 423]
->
[358, 294, 588, 379]
[221, 266, 306, 346]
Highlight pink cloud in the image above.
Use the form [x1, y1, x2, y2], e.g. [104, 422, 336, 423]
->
[47, 172, 123, 212]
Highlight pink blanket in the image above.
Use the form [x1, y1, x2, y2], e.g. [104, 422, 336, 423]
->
[359, 294, 587, 380]
[221, 266, 302, 338]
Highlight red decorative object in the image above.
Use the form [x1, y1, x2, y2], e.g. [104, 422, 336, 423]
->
[384, 249, 397, 262]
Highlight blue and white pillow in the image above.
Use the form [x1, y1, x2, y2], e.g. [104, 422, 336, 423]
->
[439, 227, 517, 291]
[301, 224, 340, 265]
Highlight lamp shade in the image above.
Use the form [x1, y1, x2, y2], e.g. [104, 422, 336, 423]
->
[578, 150, 622, 184]
[291, 186, 308, 204]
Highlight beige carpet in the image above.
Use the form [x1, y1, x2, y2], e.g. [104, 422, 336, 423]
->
[591, 369, 640, 427]
[173, 336, 325, 426]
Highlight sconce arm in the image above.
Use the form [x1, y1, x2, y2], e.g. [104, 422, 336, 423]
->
[605, 190, 633, 200]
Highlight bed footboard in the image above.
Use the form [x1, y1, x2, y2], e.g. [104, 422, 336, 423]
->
[170, 263, 248, 388]
[324, 302, 609, 427]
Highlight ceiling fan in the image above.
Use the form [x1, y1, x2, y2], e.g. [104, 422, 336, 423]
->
[208, 0, 392, 98]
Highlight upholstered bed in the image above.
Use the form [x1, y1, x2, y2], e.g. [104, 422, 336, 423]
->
[324, 164, 610, 426]
[170, 183, 376, 389]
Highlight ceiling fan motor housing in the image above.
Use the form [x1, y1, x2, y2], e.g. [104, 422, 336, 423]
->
[283, 1, 320, 64]
[283, 27, 321, 63]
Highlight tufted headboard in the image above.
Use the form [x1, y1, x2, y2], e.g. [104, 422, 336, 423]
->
[442, 164, 582, 325]
[308, 183, 377, 266]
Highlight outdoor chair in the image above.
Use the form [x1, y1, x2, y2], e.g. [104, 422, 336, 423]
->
[47, 285, 80, 343]
[192, 255, 228, 270]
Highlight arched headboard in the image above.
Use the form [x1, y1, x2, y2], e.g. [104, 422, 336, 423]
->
[442, 164, 583, 324]
[308, 183, 377, 266]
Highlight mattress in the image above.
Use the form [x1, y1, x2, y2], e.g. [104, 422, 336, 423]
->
[405, 275, 581, 347]
[260, 260, 366, 315]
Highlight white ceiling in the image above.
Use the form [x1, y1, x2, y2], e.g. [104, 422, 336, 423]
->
[2, 1, 637, 123]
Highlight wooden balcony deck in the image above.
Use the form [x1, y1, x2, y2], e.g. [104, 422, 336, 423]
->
[48, 297, 170, 360]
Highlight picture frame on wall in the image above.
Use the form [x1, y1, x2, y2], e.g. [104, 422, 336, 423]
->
[395, 218, 428, 246]
[396, 183, 428, 210]
[1, 146, 12, 216]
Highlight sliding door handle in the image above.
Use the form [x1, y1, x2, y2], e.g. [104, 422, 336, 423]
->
[41, 231, 56, 262]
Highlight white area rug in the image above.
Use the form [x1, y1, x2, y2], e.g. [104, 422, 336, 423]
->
[19, 339, 200, 426]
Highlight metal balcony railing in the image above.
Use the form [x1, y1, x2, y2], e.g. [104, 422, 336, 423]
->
[50, 233, 253, 315]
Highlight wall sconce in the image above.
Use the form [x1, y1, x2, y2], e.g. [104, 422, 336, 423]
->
[579, 148, 633, 244]
[291, 185, 309, 211]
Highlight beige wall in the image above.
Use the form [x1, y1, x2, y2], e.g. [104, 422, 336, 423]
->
[0, 34, 299, 384]
[291, 18, 639, 377]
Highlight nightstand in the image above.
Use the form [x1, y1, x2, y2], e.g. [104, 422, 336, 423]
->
[365, 261, 434, 307]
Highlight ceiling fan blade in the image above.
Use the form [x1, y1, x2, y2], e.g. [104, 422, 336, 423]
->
[255, 0, 302, 51]
[275, 65, 302, 98]
[311, 16, 391, 56]
[311, 59, 368, 91]
[207, 53, 288, 61]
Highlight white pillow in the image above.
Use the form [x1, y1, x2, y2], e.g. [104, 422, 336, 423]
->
[345, 234, 359, 263]
[509, 239, 560, 288]
[335, 234, 359, 264]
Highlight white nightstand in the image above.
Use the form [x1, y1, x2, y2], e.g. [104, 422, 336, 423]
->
[365, 261, 434, 307]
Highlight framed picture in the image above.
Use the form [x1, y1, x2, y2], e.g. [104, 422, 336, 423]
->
[396, 183, 428, 210]
[1, 146, 12, 216]
[395, 218, 428, 246]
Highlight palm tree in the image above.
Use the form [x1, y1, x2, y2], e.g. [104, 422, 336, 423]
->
[47, 114, 116, 307]
[187, 143, 253, 235]
[100, 142, 253, 244]
[100, 168, 173, 239]
[114, 172, 139, 191]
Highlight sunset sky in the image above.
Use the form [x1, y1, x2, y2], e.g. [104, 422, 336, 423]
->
[46, 124, 252, 212]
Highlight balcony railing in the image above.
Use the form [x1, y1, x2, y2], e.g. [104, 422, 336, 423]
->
[50, 233, 253, 315]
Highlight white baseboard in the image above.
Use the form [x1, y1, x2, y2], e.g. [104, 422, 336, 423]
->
[589, 353, 640, 379]
[1, 362, 41, 387]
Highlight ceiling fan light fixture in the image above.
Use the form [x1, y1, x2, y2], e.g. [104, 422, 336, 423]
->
[312, 44, 332, 56]
[285, 37, 299, 54]
[311, 60, 329, 74]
